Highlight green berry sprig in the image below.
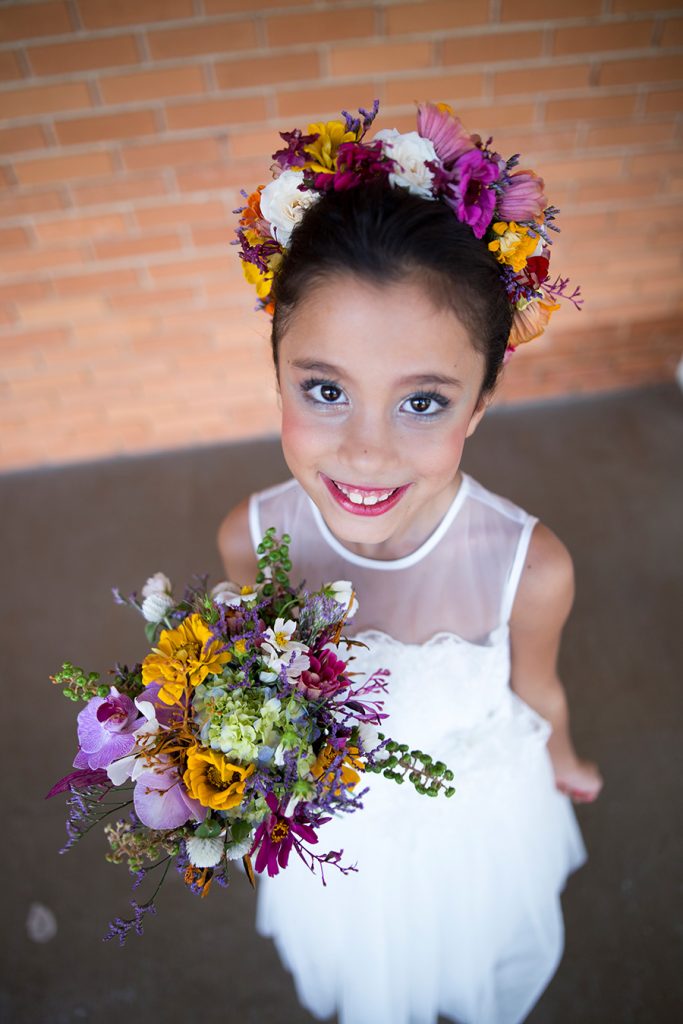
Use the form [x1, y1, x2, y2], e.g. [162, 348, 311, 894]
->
[50, 661, 108, 702]
[365, 733, 456, 798]
[255, 527, 293, 603]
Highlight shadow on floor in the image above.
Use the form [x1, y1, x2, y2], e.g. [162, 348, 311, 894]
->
[2, 382, 682, 1024]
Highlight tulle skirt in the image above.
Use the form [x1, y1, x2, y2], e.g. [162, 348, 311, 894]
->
[256, 714, 587, 1024]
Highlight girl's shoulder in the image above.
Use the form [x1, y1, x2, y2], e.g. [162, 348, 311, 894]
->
[217, 478, 303, 584]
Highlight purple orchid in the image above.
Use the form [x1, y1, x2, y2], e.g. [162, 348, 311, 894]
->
[133, 761, 203, 829]
[74, 687, 143, 771]
[249, 793, 320, 877]
[443, 149, 500, 239]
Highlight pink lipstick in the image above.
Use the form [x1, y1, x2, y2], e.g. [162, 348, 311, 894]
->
[321, 473, 410, 517]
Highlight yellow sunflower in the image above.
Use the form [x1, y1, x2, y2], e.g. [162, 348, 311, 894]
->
[303, 119, 357, 175]
[312, 743, 364, 795]
[183, 746, 255, 811]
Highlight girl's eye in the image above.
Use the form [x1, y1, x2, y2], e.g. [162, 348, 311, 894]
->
[302, 379, 347, 405]
[400, 392, 449, 416]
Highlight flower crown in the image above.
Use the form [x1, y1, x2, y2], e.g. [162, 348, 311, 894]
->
[234, 99, 582, 355]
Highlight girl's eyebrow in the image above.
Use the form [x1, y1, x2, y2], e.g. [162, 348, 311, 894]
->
[291, 359, 463, 389]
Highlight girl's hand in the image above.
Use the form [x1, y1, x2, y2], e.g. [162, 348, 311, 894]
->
[553, 758, 603, 804]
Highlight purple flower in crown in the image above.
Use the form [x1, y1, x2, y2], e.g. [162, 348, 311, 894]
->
[271, 128, 321, 172]
[249, 793, 321, 877]
[73, 687, 143, 771]
[416, 101, 475, 165]
[443, 149, 500, 239]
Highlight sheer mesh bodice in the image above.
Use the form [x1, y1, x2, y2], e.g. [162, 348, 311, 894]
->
[248, 471, 537, 646]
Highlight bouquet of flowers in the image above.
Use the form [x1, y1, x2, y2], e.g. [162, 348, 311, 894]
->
[48, 529, 455, 943]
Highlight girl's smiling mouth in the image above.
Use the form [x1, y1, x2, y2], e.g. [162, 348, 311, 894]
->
[320, 473, 411, 516]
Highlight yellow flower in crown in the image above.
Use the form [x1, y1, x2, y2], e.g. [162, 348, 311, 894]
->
[311, 743, 364, 795]
[488, 221, 541, 274]
[142, 613, 232, 706]
[183, 746, 255, 811]
[303, 119, 358, 174]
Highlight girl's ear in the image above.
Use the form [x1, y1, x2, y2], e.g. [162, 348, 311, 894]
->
[465, 392, 491, 439]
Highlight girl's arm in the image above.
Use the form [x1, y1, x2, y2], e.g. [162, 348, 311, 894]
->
[509, 522, 603, 804]
[216, 497, 260, 584]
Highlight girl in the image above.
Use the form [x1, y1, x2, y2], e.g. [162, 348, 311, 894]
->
[218, 102, 602, 1024]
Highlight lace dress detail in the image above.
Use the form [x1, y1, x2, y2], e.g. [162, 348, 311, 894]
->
[247, 472, 587, 1024]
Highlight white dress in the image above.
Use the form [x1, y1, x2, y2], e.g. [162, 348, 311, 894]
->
[247, 472, 587, 1024]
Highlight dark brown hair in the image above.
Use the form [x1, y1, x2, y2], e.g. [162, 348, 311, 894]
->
[270, 181, 512, 401]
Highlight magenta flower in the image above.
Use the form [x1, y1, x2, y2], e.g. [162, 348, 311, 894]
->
[250, 793, 319, 877]
[416, 101, 474, 165]
[271, 127, 320, 171]
[133, 762, 203, 829]
[444, 149, 499, 239]
[73, 687, 142, 771]
[498, 169, 547, 221]
[296, 646, 349, 701]
[312, 141, 393, 192]
[45, 767, 109, 799]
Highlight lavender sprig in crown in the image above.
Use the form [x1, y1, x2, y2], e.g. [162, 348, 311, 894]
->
[234, 99, 582, 357]
[48, 528, 455, 944]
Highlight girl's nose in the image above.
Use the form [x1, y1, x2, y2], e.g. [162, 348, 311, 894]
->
[336, 410, 397, 481]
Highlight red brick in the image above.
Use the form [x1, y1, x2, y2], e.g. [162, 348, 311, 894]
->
[165, 95, 267, 131]
[585, 121, 675, 148]
[134, 199, 227, 229]
[78, 0, 194, 29]
[266, 7, 375, 48]
[0, 124, 48, 155]
[108, 286, 196, 310]
[384, 72, 484, 107]
[0, 189, 66, 218]
[330, 41, 432, 77]
[17, 295, 107, 326]
[190, 224, 231, 247]
[122, 137, 222, 171]
[93, 233, 183, 261]
[660, 18, 683, 48]
[599, 56, 683, 87]
[71, 174, 168, 206]
[542, 155, 624, 181]
[0, 280, 53, 304]
[13, 151, 115, 186]
[494, 63, 591, 96]
[630, 150, 683, 176]
[175, 158, 263, 192]
[148, 254, 232, 281]
[53, 268, 139, 296]
[553, 20, 654, 56]
[0, 245, 83, 277]
[386, 0, 489, 35]
[148, 20, 257, 60]
[206, 0, 315, 10]
[0, 49, 24, 81]
[215, 52, 322, 90]
[2, 81, 92, 119]
[501, 0, 601, 19]
[35, 212, 128, 243]
[545, 94, 637, 123]
[613, 0, 675, 11]
[441, 30, 543, 67]
[100, 65, 205, 105]
[464, 103, 538, 133]
[276, 82, 382, 121]
[0, 2, 71, 41]
[229, 129, 283, 161]
[27, 34, 139, 76]
[577, 178, 656, 203]
[645, 88, 683, 115]
[0, 226, 31, 250]
[55, 110, 157, 146]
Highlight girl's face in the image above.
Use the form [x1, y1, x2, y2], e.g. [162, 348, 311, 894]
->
[277, 274, 490, 559]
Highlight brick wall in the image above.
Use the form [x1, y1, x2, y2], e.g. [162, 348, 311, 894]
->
[1, 0, 681, 472]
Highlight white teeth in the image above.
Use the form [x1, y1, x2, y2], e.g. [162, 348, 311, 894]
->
[335, 481, 396, 506]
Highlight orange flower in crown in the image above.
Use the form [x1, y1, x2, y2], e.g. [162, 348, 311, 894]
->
[233, 99, 583, 354]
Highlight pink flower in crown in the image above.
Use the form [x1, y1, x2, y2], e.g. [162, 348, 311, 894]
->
[498, 169, 548, 221]
[416, 101, 475, 164]
[311, 140, 394, 192]
[443, 149, 500, 239]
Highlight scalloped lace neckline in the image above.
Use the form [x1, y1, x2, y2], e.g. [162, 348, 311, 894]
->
[351, 621, 509, 651]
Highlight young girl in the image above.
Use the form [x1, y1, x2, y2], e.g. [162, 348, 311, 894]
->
[218, 101, 603, 1024]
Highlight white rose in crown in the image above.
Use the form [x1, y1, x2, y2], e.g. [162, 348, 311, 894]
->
[259, 169, 319, 247]
[373, 129, 438, 199]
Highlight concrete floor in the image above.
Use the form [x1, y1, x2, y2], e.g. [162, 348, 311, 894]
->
[1, 381, 682, 1024]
